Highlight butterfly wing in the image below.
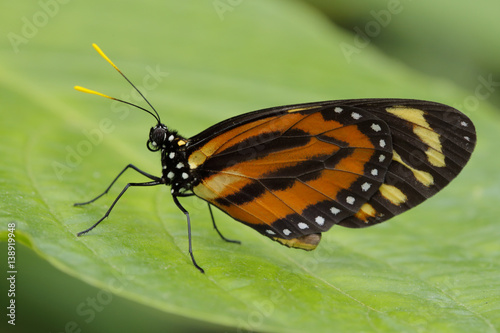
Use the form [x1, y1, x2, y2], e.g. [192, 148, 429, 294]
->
[186, 99, 476, 249]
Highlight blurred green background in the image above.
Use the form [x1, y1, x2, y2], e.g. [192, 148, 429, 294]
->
[1, 1, 499, 332]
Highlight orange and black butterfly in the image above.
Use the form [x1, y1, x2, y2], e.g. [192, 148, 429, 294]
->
[75, 45, 476, 273]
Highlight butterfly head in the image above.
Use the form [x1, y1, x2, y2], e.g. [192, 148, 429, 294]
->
[147, 123, 171, 152]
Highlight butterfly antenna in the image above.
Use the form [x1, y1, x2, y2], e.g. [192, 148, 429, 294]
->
[74, 86, 160, 122]
[76, 43, 162, 123]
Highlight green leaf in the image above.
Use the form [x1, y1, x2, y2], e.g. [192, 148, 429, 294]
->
[1, 1, 499, 332]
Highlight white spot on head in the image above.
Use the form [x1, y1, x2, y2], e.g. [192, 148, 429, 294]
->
[371, 169, 378, 176]
[346, 196, 355, 205]
[461, 121, 468, 127]
[176, 162, 184, 169]
[351, 112, 361, 120]
[162, 165, 167, 169]
[379, 154, 386, 162]
[334, 107, 343, 113]
[266, 230, 276, 235]
[168, 135, 174, 142]
[167, 171, 175, 179]
[330, 207, 341, 215]
[151, 141, 157, 147]
[379, 139, 386, 148]
[361, 182, 371, 192]
[464, 136, 470, 142]
[169, 152, 175, 159]
[170, 189, 174, 193]
[298, 222, 309, 229]
[315, 216, 325, 226]
[371, 123, 382, 132]
[182, 172, 189, 179]
[283, 229, 291, 236]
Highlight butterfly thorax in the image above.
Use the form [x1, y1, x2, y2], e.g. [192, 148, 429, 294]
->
[147, 124, 193, 194]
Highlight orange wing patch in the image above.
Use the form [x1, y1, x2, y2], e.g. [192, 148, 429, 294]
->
[289, 112, 344, 135]
[211, 113, 305, 156]
[198, 116, 282, 157]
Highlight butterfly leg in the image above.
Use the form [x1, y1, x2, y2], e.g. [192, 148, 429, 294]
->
[77, 180, 162, 236]
[172, 195, 205, 273]
[74, 164, 161, 206]
[207, 204, 241, 244]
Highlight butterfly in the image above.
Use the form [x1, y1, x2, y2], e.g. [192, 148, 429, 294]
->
[74, 44, 476, 273]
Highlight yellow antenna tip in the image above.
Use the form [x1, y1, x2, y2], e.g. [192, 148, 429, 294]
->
[74, 86, 114, 100]
[92, 43, 120, 71]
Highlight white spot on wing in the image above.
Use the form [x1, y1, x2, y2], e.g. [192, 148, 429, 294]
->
[176, 162, 184, 169]
[182, 172, 189, 179]
[167, 171, 175, 179]
[361, 182, 371, 192]
[334, 107, 343, 113]
[298, 222, 309, 229]
[461, 121, 468, 127]
[169, 152, 175, 159]
[371, 123, 382, 132]
[379, 139, 386, 148]
[346, 196, 355, 205]
[266, 230, 276, 235]
[283, 229, 291, 236]
[315, 216, 325, 226]
[371, 169, 378, 176]
[330, 207, 340, 215]
[379, 154, 386, 162]
[351, 112, 361, 120]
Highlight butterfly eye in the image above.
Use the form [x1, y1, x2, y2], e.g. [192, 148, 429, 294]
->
[147, 126, 167, 152]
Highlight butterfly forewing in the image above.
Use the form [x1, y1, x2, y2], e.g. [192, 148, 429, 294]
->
[185, 99, 476, 248]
